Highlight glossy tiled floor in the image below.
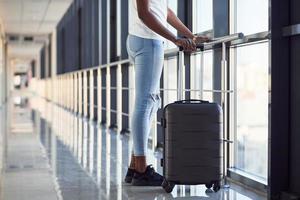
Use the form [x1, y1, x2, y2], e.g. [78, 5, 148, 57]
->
[1, 95, 267, 200]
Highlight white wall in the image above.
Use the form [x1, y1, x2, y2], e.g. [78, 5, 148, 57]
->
[0, 18, 5, 194]
[0, 21, 6, 105]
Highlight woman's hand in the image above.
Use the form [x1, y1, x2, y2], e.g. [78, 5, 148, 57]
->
[192, 35, 211, 44]
[174, 38, 197, 52]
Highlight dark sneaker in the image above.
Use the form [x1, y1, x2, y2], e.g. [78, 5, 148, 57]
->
[124, 168, 136, 183]
[131, 165, 163, 186]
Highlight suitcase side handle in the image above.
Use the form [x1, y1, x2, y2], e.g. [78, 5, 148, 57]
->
[174, 99, 209, 104]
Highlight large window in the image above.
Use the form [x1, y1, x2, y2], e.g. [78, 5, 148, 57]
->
[190, 51, 213, 101]
[234, 43, 269, 180]
[163, 57, 178, 105]
[191, 0, 213, 103]
[230, 0, 270, 182]
[193, 0, 213, 33]
[233, 0, 269, 35]
[190, 0, 270, 184]
[165, 0, 178, 49]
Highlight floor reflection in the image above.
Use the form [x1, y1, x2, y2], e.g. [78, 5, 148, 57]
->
[31, 97, 266, 200]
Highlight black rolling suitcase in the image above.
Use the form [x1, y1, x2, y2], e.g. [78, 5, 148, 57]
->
[161, 99, 223, 193]
[160, 34, 243, 193]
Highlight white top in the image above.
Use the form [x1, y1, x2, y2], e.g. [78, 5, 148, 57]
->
[129, 0, 168, 41]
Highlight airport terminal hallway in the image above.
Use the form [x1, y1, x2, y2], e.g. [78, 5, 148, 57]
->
[0, 92, 266, 200]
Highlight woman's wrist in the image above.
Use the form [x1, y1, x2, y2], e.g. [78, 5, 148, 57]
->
[170, 35, 177, 43]
[185, 31, 195, 40]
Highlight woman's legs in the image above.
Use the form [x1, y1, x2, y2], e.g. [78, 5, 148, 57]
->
[128, 36, 164, 173]
[133, 90, 161, 172]
[129, 155, 135, 169]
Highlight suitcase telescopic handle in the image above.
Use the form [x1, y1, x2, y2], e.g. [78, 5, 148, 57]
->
[175, 99, 209, 104]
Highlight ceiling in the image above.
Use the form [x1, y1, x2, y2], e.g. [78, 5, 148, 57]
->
[6, 43, 40, 73]
[8, 42, 44, 59]
[0, 0, 72, 35]
[10, 57, 32, 74]
[0, 0, 72, 73]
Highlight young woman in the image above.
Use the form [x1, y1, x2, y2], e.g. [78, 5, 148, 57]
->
[125, 0, 209, 186]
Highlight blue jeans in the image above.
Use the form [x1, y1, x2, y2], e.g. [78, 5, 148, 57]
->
[127, 34, 164, 156]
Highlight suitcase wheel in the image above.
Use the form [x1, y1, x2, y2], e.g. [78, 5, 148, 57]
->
[205, 183, 213, 189]
[162, 178, 175, 193]
[205, 181, 221, 192]
[212, 181, 221, 192]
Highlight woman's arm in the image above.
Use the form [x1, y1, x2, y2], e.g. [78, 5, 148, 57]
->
[167, 8, 194, 39]
[167, 8, 210, 43]
[136, 0, 195, 51]
[137, 0, 176, 42]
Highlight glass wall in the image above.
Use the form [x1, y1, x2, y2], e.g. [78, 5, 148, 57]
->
[163, 57, 178, 105]
[165, 0, 178, 49]
[193, 0, 213, 33]
[191, 0, 270, 182]
[234, 43, 269, 179]
[190, 51, 213, 101]
[230, 0, 270, 181]
[191, 0, 214, 104]
[234, 0, 269, 35]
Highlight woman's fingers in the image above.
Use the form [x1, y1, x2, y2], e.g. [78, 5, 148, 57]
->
[174, 38, 197, 52]
[183, 40, 190, 51]
[189, 39, 197, 51]
[187, 39, 196, 52]
[181, 39, 189, 51]
[194, 35, 211, 44]
[182, 39, 195, 52]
